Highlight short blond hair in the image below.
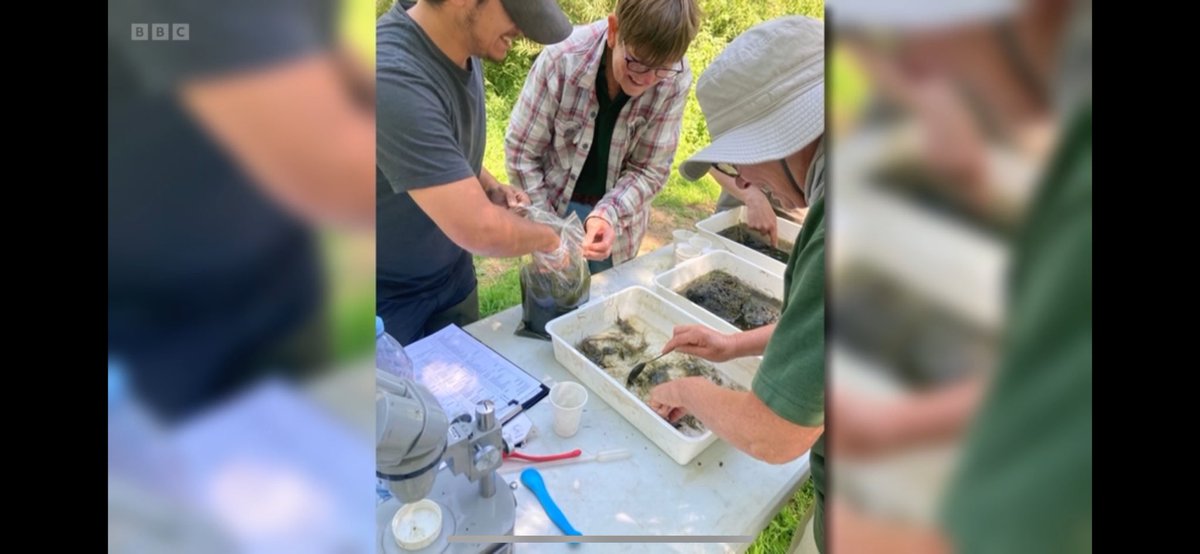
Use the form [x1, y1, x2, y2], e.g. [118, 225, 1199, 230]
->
[616, 0, 701, 68]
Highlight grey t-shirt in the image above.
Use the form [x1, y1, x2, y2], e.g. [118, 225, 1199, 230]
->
[376, 1, 486, 326]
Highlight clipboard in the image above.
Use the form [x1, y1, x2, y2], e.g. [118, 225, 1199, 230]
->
[404, 324, 549, 433]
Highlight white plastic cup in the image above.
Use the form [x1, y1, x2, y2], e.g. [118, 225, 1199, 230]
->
[550, 382, 588, 437]
[688, 236, 712, 252]
[672, 230, 696, 261]
[671, 229, 695, 245]
[675, 243, 702, 265]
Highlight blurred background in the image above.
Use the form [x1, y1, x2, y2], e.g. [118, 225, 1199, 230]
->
[827, 0, 1090, 552]
[109, 0, 375, 550]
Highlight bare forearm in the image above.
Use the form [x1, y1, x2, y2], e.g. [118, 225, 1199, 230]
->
[831, 500, 956, 554]
[472, 207, 559, 257]
[878, 524, 954, 554]
[676, 377, 821, 464]
[335, 43, 374, 110]
[189, 104, 375, 230]
[182, 54, 375, 230]
[409, 177, 558, 257]
[889, 376, 986, 447]
[293, 123, 376, 228]
[730, 324, 775, 358]
[480, 168, 504, 191]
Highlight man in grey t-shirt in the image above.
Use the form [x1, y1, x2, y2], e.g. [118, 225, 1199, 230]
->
[377, 0, 575, 344]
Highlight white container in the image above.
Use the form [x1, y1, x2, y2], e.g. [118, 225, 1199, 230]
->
[544, 286, 759, 465]
[654, 250, 784, 332]
[674, 243, 702, 266]
[549, 381, 588, 437]
[671, 229, 695, 244]
[672, 229, 696, 260]
[688, 236, 712, 252]
[695, 206, 802, 274]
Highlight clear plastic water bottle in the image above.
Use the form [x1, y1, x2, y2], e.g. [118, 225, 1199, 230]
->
[376, 316, 414, 380]
[377, 477, 393, 505]
[375, 317, 412, 503]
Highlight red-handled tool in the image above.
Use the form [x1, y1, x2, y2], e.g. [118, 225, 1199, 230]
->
[503, 448, 582, 463]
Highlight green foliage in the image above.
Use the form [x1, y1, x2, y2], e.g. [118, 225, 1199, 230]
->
[747, 478, 816, 554]
[376, 0, 395, 19]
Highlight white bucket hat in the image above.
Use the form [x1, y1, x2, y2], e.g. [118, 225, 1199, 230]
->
[679, 16, 825, 182]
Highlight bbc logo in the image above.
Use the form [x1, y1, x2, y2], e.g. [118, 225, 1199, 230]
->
[131, 23, 189, 41]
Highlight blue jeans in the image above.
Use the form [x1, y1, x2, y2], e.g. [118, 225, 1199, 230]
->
[567, 201, 614, 274]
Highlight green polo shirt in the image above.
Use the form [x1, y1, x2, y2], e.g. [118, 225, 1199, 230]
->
[940, 103, 1092, 554]
[752, 191, 827, 551]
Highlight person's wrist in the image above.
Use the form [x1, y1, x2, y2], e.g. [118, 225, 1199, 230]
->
[678, 376, 711, 406]
[725, 182, 749, 203]
[744, 188, 770, 208]
[714, 332, 738, 360]
[539, 227, 561, 253]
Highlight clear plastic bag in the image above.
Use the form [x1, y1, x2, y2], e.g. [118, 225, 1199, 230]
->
[516, 205, 591, 338]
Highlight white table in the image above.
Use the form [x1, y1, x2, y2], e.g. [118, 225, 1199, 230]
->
[462, 245, 811, 553]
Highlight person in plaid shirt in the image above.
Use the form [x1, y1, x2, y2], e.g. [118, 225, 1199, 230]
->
[505, 0, 700, 273]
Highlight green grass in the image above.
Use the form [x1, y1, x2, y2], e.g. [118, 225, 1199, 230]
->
[477, 258, 524, 317]
[653, 173, 722, 209]
[748, 479, 816, 554]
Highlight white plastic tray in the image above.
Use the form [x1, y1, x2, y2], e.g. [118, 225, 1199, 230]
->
[695, 206, 802, 274]
[544, 286, 759, 465]
[653, 250, 784, 332]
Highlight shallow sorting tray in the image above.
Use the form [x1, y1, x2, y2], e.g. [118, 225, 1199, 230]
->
[653, 250, 784, 332]
[695, 206, 802, 274]
[544, 286, 759, 464]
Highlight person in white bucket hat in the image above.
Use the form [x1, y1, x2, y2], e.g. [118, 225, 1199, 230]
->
[645, 15, 829, 554]
[682, 15, 826, 245]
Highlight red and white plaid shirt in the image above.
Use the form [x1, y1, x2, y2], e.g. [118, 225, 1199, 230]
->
[505, 20, 691, 265]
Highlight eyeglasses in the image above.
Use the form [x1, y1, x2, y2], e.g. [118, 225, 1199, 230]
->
[623, 46, 684, 79]
[714, 163, 758, 191]
[714, 163, 739, 178]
